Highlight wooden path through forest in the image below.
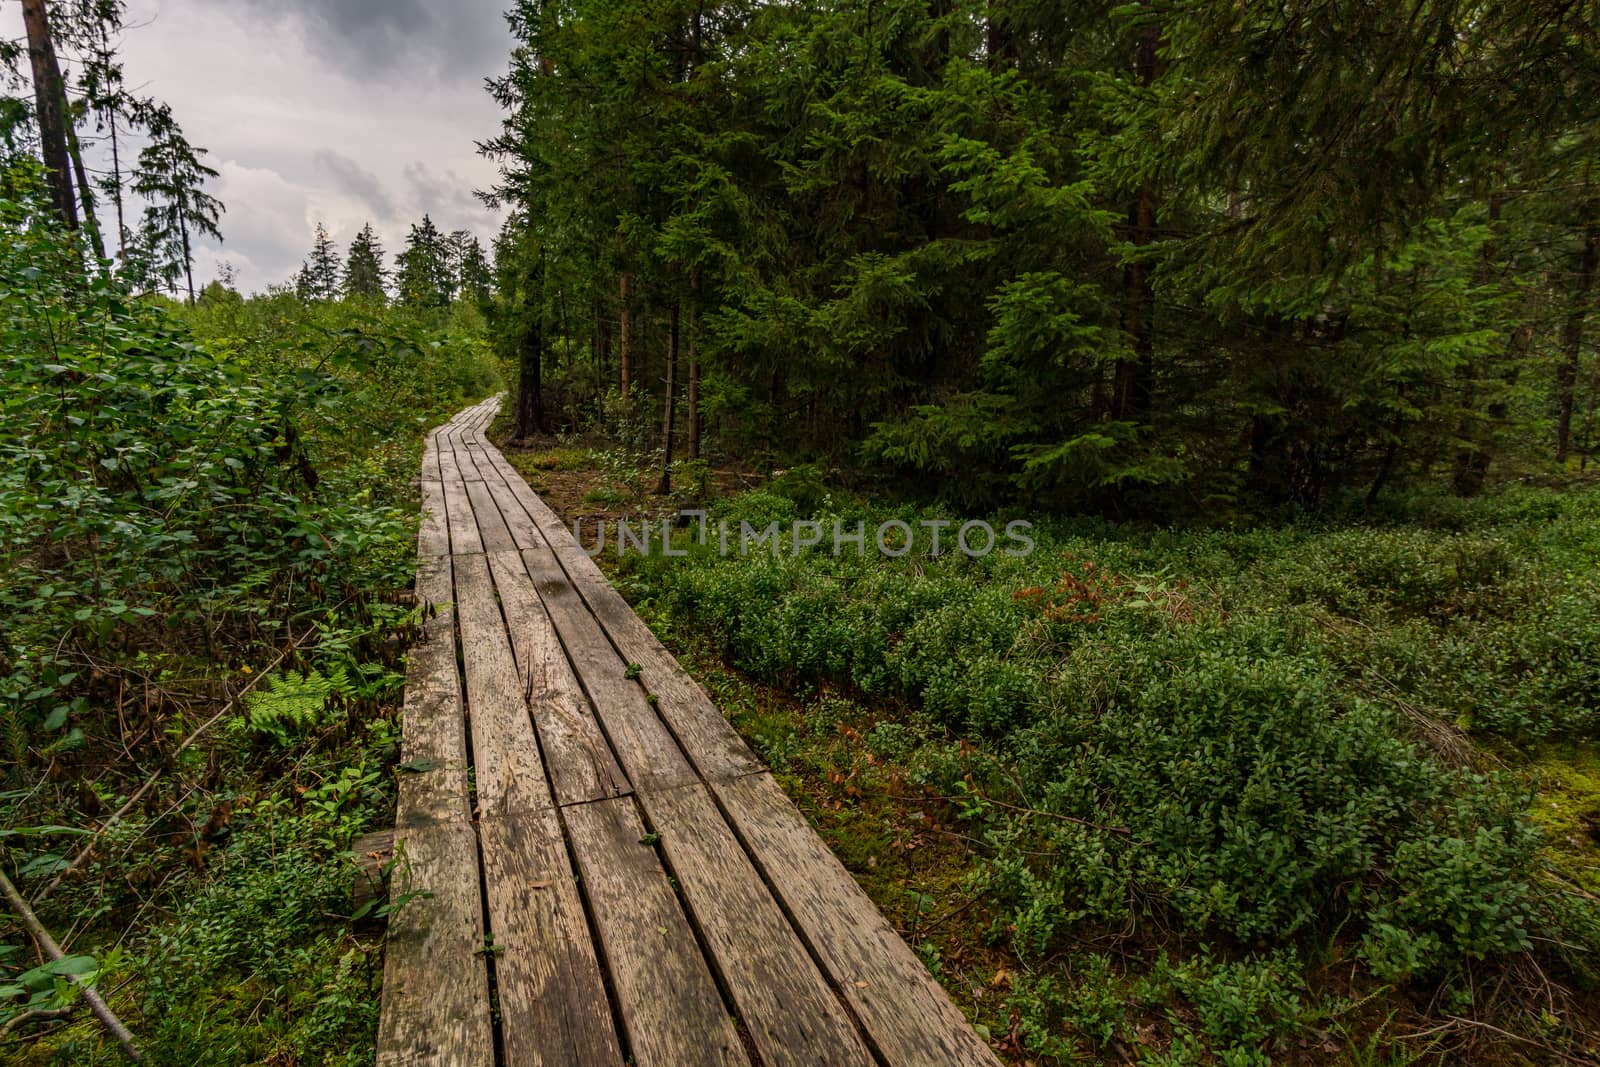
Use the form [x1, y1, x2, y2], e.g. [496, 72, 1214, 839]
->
[376, 397, 999, 1066]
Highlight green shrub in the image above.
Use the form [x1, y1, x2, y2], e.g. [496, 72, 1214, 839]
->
[624, 483, 1600, 1028]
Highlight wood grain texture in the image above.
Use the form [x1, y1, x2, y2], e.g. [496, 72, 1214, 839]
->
[475, 452, 759, 783]
[376, 821, 493, 1067]
[645, 783, 872, 1067]
[481, 812, 625, 1067]
[443, 478, 484, 556]
[419, 480, 450, 558]
[486, 550, 628, 807]
[563, 796, 749, 1067]
[464, 478, 518, 553]
[453, 554, 552, 814]
[518, 545, 697, 794]
[395, 613, 471, 827]
[716, 772, 1000, 1067]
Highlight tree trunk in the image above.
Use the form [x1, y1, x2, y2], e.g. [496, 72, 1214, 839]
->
[986, 0, 1010, 66]
[1452, 192, 1507, 496]
[619, 271, 633, 401]
[108, 108, 126, 258]
[656, 303, 679, 494]
[515, 260, 548, 439]
[594, 292, 611, 396]
[1112, 18, 1161, 422]
[22, 0, 78, 232]
[687, 270, 702, 461]
[101, 25, 127, 259]
[1557, 214, 1597, 465]
[179, 209, 195, 303]
[65, 112, 107, 261]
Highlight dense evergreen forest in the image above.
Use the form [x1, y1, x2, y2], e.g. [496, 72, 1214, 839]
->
[486, 0, 1600, 512]
[1, 0, 1599, 1064]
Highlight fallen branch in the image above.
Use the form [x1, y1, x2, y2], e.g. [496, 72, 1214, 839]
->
[0, 867, 142, 1062]
[31, 639, 297, 907]
[0, 1005, 71, 1041]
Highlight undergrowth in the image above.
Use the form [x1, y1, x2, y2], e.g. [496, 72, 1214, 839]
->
[0, 165, 500, 1062]
[620, 479, 1600, 1063]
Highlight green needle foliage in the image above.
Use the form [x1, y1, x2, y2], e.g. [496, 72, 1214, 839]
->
[486, 0, 1600, 514]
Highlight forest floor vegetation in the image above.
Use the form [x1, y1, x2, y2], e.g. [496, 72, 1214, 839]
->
[500, 424, 1600, 1067]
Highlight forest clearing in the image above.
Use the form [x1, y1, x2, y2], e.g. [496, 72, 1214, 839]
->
[3, 0, 1600, 1064]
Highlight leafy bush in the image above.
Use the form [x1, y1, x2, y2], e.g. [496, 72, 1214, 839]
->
[0, 168, 496, 1060]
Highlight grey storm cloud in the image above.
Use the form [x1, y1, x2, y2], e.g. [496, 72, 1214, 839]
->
[236, 0, 510, 81]
[81, 0, 509, 294]
[314, 150, 397, 219]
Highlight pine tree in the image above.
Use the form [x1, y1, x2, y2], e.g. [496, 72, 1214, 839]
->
[395, 215, 453, 308]
[342, 222, 387, 301]
[131, 104, 223, 303]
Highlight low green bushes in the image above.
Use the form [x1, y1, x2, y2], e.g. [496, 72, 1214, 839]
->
[624, 482, 1600, 1060]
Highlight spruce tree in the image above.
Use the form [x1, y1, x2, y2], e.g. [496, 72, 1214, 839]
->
[342, 222, 387, 302]
[131, 104, 223, 303]
[395, 215, 453, 308]
[302, 222, 340, 300]
[456, 235, 493, 306]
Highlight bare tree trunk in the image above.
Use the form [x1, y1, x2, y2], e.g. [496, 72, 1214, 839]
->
[687, 270, 702, 461]
[22, 0, 79, 232]
[1112, 17, 1161, 422]
[514, 257, 548, 439]
[986, 0, 1010, 66]
[65, 113, 107, 261]
[619, 271, 633, 401]
[656, 303, 679, 494]
[102, 25, 127, 259]
[1452, 193, 1508, 496]
[1557, 214, 1597, 465]
[593, 292, 611, 396]
[179, 209, 195, 303]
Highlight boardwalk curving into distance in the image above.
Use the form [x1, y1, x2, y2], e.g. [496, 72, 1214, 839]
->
[377, 397, 999, 1067]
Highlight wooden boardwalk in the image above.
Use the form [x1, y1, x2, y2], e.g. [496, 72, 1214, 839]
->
[377, 397, 999, 1067]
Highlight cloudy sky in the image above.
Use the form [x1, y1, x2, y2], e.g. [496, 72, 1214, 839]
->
[29, 0, 514, 293]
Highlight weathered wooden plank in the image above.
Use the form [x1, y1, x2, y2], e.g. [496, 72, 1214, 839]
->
[476, 453, 761, 783]
[376, 821, 494, 1067]
[645, 783, 872, 1067]
[416, 549, 453, 609]
[396, 615, 472, 827]
[465, 479, 518, 554]
[716, 773, 1000, 1067]
[440, 443, 484, 484]
[453, 554, 552, 815]
[575, 589, 762, 783]
[481, 811, 625, 1067]
[562, 797, 749, 1067]
[397, 555, 469, 827]
[419, 479, 449, 558]
[442, 479, 484, 557]
[485, 550, 629, 807]
[518, 546, 697, 794]
[478, 449, 572, 547]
